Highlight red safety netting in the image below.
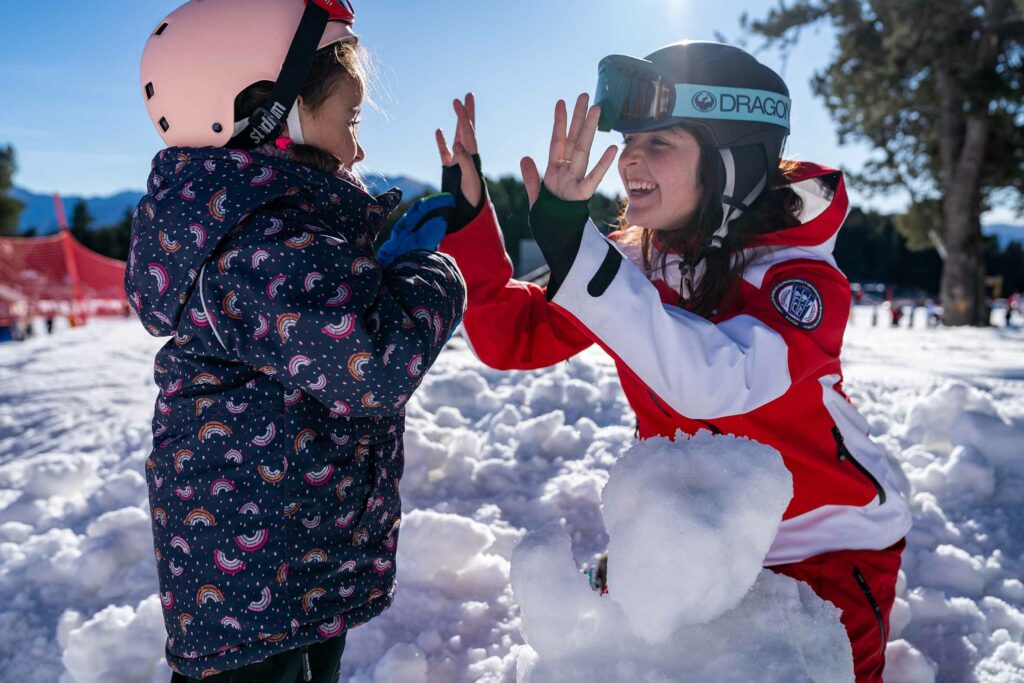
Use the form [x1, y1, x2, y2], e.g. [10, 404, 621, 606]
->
[0, 230, 128, 327]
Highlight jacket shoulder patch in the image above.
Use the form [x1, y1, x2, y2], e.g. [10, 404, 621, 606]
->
[770, 278, 823, 330]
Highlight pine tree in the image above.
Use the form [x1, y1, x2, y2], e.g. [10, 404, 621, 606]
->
[745, 0, 1024, 326]
[0, 145, 25, 237]
[69, 200, 95, 239]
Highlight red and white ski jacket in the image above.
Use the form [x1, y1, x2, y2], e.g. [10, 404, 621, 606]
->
[440, 162, 911, 565]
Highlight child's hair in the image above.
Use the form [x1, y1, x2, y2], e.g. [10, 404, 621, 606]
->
[634, 124, 804, 318]
[234, 41, 370, 182]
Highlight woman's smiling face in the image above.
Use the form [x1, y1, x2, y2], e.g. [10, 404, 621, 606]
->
[618, 125, 703, 232]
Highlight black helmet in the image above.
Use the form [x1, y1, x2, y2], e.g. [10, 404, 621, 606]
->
[595, 41, 791, 248]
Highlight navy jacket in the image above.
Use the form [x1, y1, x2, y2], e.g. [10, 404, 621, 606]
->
[125, 147, 465, 678]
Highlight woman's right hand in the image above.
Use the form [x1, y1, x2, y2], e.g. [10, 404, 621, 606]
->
[520, 93, 618, 207]
[436, 93, 483, 211]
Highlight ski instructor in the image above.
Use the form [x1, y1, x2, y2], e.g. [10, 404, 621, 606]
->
[435, 42, 913, 681]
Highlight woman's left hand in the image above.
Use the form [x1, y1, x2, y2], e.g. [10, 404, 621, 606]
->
[521, 93, 618, 207]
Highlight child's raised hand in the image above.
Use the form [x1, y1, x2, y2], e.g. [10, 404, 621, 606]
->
[436, 93, 483, 209]
[521, 93, 618, 207]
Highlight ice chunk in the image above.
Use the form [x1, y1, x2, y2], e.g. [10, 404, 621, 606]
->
[904, 381, 999, 452]
[372, 644, 428, 683]
[602, 430, 793, 640]
[917, 545, 987, 598]
[61, 595, 167, 683]
[510, 432, 851, 682]
[510, 523, 617, 660]
[884, 640, 937, 683]
[950, 411, 1024, 474]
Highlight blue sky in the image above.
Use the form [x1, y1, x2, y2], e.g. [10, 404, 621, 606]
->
[0, 1, 1018, 223]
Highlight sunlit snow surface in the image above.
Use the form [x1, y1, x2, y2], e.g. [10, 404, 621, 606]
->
[0, 307, 1022, 683]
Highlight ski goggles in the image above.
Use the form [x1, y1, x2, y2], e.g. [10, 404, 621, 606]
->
[595, 55, 792, 133]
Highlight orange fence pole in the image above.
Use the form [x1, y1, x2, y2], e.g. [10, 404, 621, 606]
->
[53, 193, 87, 326]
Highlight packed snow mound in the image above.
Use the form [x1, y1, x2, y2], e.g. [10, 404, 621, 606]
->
[510, 431, 854, 682]
[904, 380, 1024, 474]
[602, 430, 795, 639]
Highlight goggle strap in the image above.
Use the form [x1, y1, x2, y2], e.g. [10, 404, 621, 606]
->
[708, 149, 769, 249]
[229, 2, 330, 148]
[310, 0, 355, 23]
[287, 104, 305, 145]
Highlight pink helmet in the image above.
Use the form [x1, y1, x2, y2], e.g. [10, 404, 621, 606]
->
[141, 0, 358, 149]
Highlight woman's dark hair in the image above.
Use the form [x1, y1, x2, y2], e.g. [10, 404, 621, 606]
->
[636, 125, 804, 318]
[234, 41, 369, 179]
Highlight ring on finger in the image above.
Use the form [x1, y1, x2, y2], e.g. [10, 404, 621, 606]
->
[557, 158, 572, 166]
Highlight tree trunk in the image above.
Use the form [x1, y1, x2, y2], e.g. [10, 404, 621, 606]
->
[939, 201, 987, 326]
[934, 65, 991, 326]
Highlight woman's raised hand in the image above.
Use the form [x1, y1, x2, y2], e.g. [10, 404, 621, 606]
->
[435, 93, 482, 208]
[521, 93, 618, 207]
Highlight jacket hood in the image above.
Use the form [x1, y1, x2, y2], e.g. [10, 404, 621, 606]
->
[744, 162, 849, 251]
[629, 162, 849, 297]
[649, 162, 849, 255]
[125, 147, 401, 337]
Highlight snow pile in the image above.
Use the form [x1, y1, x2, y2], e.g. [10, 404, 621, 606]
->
[881, 379, 1024, 683]
[511, 431, 855, 683]
[58, 596, 167, 683]
[1, 308, 1023, 682]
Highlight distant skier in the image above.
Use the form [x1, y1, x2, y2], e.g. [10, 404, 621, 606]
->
[125, 1, 465, 680]
[891, 303, 904, 327]
[436, 43, 911, 683]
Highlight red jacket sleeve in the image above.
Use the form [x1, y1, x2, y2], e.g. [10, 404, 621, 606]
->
[439, 203, 593, 370]
[540, 215, 849, 419]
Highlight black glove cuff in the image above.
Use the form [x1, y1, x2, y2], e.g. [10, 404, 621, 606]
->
[441, 154, 487, 235]
[529, 185, 590, 300]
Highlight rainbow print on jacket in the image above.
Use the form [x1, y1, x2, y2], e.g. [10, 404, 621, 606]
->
[124, 145, 465, 679]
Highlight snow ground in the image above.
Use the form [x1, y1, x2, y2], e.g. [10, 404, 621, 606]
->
[0, 306, 1022, 683]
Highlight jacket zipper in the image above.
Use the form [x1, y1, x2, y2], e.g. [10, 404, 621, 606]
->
[302, 648, 312, 681]
[852, 565, 887, 653]
[647, 390, 673, 417]
[832, 426, 886, 504]
[698, 419, 722, 435]
[645, 390, 722, 434]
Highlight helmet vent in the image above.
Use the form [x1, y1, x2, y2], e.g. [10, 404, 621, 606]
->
[145, 83, 155, 100]
[159, 117, 170, 133]
[154, 23, 168, 36]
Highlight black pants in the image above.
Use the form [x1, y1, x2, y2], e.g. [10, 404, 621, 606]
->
[169, 632, 347, 683]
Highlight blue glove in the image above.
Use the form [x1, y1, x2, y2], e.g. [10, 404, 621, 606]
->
[377, 193, 456, 267]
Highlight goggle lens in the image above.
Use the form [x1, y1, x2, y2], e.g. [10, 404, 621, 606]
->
[596, 61, 675, 132]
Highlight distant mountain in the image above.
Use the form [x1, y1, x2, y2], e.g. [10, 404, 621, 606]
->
[361, 174, 436, 201]
[11, 172, 435, 235]
[983, 223, 1024, 248]
[12, 188, 142, 235]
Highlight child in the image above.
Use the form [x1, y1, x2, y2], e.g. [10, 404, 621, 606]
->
[126, 1, 466, 680]
[438, 42, 912, 683]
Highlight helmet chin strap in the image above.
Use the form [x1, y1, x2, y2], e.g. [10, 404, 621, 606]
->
[706, 147, 768, 250]
[231, 101, 307, 146]
[286, 103, 306, 145]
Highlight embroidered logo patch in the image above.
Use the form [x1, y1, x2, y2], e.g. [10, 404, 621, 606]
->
[771, 279, 823, 330]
